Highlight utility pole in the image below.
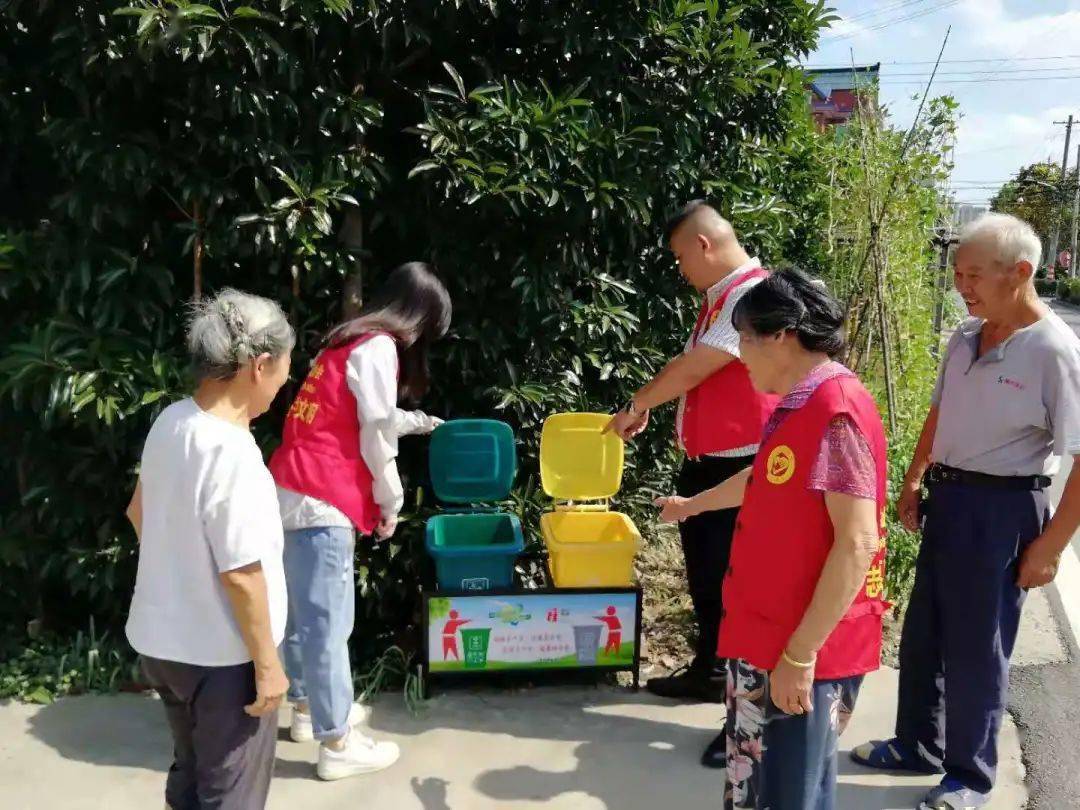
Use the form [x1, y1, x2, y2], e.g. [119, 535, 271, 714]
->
[1070, 142, 1080, 278]
[1047, 115, 1074, 274]
[932, 227, 952, 355]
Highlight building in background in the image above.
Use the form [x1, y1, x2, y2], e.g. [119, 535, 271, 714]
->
[951, 203, 989, 228]
[805, 64, 880, 129]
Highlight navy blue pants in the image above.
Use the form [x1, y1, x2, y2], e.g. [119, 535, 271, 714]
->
[895, 481, 1050, 794]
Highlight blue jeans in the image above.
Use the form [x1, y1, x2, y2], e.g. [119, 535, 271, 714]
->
[726, 659, 862, 810]
[896, 482, 1049, 794]
[281, 526, 356, 741]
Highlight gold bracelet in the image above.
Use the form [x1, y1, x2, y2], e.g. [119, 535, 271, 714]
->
[781, 649, 816, 669]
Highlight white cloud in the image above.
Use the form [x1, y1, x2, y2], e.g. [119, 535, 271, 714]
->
[956, 2, 1080, 53]
[957, 106, 1073, 157]
[821, 16, 881, 45]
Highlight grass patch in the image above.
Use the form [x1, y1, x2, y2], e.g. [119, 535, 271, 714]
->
[0, 618, 140, 704]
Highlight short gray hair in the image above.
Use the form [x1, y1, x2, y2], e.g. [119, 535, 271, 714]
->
[958, 212, 1042, 270]
[186, 289, 295, 381]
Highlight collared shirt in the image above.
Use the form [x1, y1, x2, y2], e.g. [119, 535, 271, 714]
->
[675, 258, 764, 458]
[931, 312, 1080, 477]
[764, 361, 876, 499]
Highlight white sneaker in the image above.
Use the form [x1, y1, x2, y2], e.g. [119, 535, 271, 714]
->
[290, 702, 371, 743]
[316, 729, 400, 781]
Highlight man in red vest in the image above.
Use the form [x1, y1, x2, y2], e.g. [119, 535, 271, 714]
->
[606, 200, 778, 767]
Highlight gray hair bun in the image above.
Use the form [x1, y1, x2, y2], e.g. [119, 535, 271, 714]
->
[186, 289, 295, 381]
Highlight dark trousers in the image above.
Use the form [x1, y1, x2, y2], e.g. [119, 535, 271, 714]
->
[677, 454, 754, 673]
[895, 482, 1050, 794]
[141, 656, 278, 810]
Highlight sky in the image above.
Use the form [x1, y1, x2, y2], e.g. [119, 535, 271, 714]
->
[808, 0, 1080, 208]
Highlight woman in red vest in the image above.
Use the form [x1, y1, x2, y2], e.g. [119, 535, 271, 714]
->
[270, 262, 451, 781]
[657, 269, 888, 810]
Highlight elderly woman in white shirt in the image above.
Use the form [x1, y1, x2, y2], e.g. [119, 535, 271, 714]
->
[269, 262, 451, 780]
[125, 289, 294, 810]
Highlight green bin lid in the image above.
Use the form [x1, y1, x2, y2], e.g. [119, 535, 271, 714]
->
[428, 419, 516, 504]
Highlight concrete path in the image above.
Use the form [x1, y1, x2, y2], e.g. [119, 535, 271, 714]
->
[0, 666, 1025, 810]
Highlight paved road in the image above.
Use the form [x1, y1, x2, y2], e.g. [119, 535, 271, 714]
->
[1007, 299, 1080, 809]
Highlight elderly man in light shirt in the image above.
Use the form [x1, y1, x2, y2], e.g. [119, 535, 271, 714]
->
[852, 213, 1080, 810]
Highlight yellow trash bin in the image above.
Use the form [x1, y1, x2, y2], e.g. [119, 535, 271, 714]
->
[539, 412, 642, 587]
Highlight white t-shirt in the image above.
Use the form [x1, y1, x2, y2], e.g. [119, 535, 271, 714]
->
[126, 398, 288, 667]
[276, 334, 439, 530]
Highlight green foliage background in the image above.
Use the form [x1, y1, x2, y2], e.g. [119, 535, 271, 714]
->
[991, 160, 1078, 252]
[817, 95, 960, 600]
[1, 0, 837, 667]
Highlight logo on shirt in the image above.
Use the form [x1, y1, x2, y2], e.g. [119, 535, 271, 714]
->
[766, 445, 796, 485]
[997, 375, 1026, 391]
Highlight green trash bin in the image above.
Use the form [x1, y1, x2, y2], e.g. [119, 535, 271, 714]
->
[461, 628, 492, 669]
[425, 420, 524, 591]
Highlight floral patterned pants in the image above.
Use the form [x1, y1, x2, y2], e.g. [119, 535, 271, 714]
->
[724, 659, 862, 810]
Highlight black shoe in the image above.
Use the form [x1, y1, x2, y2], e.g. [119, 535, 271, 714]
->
[700, 732, 727, 769]
[646, 664, 726, 702]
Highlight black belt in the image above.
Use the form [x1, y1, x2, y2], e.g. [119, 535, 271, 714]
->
[925, 463, 1050, 491]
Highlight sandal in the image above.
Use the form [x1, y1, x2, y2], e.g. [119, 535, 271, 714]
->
[849, 738, 944, 774]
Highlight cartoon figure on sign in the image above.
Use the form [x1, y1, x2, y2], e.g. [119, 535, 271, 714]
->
[594, 606, 623, 655]
[441, 610, 471, 661]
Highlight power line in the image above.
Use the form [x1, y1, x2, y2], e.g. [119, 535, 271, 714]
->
[827, 0, 958, 36]
[805, 54, 1080, 68]
[806, 67, 1080, 81]
[824, 0, 961, 41]
[878, 74, 1080, 84]
[956, 137, 1065, 157]
[883, 67, 1080, 77]
[842, 0, 936, 25]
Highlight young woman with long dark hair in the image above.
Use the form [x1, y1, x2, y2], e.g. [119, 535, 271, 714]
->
[269, 262, 451, 780]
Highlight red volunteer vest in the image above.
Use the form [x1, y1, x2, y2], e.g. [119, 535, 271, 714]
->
[269, 332, 391, 535]
[717, 372, 889, 679]
[680, 268, 780, 457]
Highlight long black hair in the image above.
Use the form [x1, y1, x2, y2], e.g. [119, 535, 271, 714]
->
[325, 262, 452, 402]
[731, 268, 846, 357]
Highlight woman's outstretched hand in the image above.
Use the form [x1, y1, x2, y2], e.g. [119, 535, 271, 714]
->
[375, 515, 399, 541]
[655, 495, 695, 524]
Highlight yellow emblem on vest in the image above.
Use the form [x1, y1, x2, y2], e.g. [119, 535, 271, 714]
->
[766, 445, 796, 485]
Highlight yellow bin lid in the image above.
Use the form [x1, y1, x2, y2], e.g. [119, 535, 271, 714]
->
[539, 412, 624, 501]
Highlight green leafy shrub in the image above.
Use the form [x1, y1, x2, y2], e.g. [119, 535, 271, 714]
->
[0, 619, 140, 704]
[817, 95, 960, 605]
[0, 1, 835, 669]
[1057, 277, 1080, 304]
[1034, 277, 1057, 297]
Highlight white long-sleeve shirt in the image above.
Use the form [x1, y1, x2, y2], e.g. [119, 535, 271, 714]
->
[277, 334, 440, 531]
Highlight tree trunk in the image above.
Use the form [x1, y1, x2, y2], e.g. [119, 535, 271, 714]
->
[192, 199, 204, 301]
[339, 208, 365, 320]
[872, 239, 898, 433]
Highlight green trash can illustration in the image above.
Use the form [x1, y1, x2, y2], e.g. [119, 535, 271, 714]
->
[572, 625, 603, 665]
[461, 628, 492, 669]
